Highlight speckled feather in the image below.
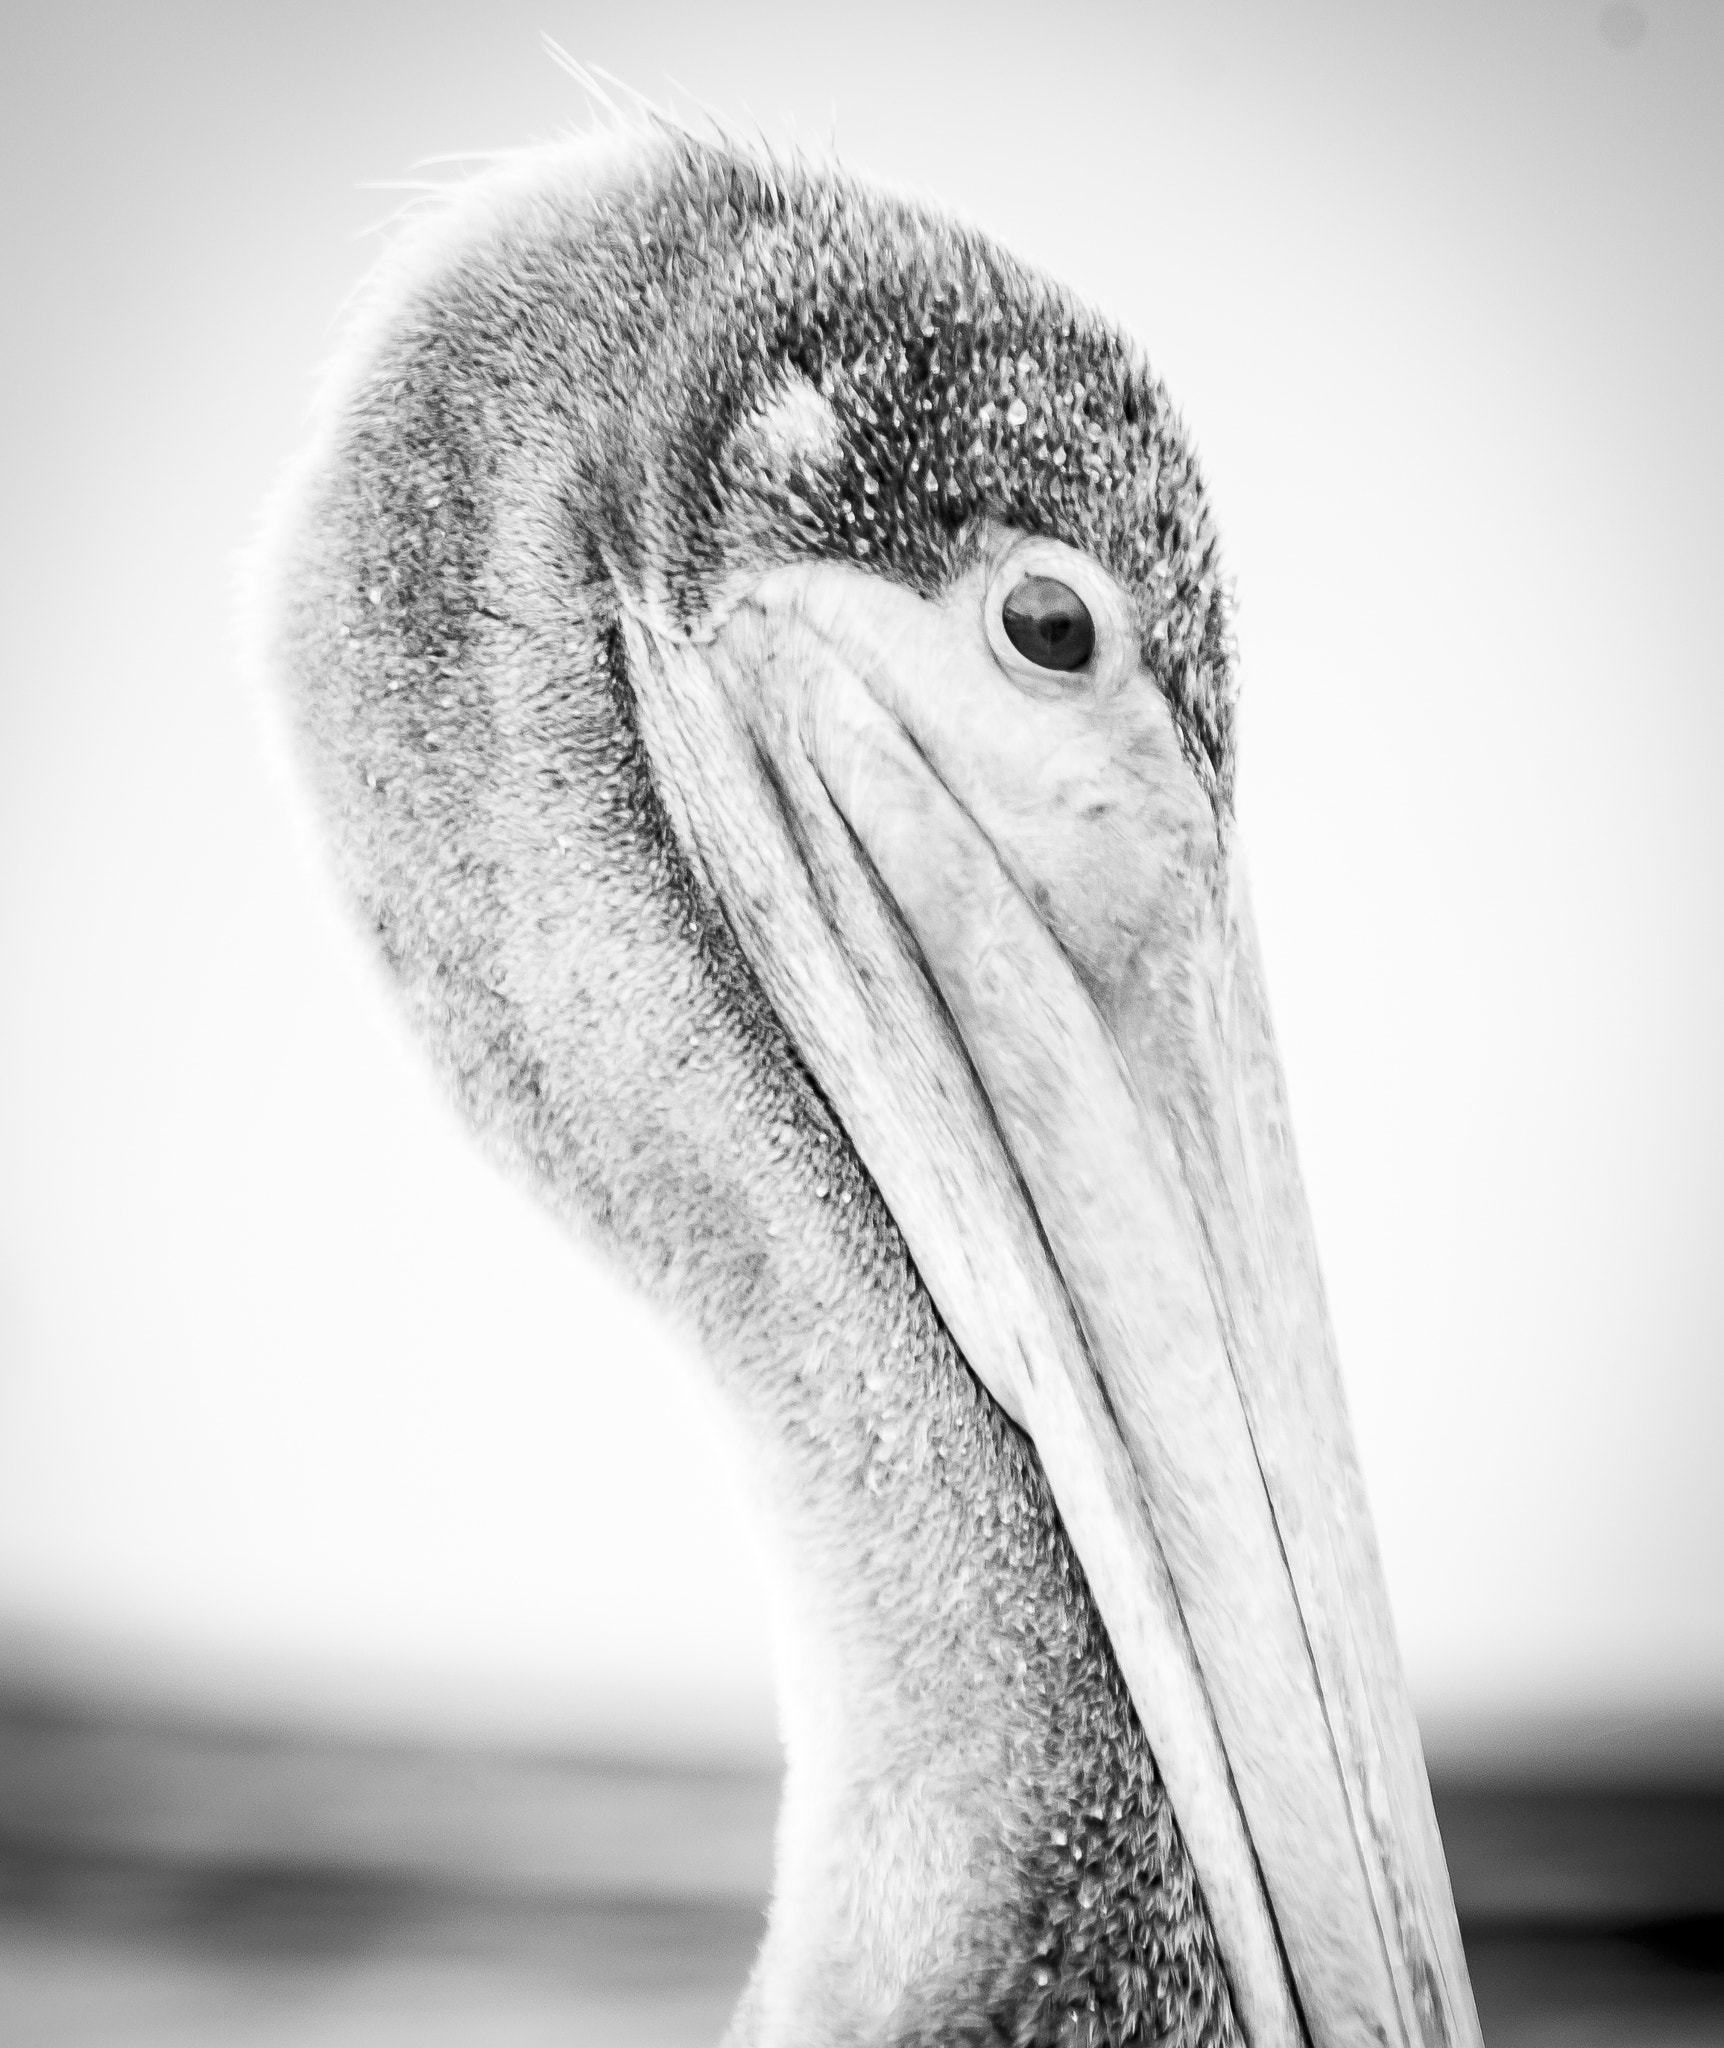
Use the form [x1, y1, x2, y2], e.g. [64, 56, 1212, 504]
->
[259, 127, 1245, 2047]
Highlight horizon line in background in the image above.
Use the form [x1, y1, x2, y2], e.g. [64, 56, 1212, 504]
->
[4, 1615, 1722, 1790]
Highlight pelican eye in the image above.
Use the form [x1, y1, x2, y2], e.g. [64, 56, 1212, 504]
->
[1000, 576, 1095, 672]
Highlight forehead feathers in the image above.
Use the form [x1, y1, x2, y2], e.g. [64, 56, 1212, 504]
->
[356, 130, 1239, 808]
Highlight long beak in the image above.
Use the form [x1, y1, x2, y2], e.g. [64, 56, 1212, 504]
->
[624, 560, 1482, 2048]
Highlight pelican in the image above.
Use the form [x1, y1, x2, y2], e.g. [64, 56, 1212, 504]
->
[257, 123, 1483, 2048]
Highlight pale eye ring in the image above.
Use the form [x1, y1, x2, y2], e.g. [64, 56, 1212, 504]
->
[1000, 576, 1096, 672]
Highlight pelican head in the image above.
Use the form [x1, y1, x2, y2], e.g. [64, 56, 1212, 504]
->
[258, 126, 1481, 2048]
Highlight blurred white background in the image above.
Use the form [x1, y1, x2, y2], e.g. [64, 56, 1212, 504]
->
[1, 0, 1719, 1773]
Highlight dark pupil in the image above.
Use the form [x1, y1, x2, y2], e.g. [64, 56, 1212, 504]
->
[1001, 577, 1096, 672]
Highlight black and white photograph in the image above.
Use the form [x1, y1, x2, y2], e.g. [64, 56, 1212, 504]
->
[2, 4, 1720, 2043]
